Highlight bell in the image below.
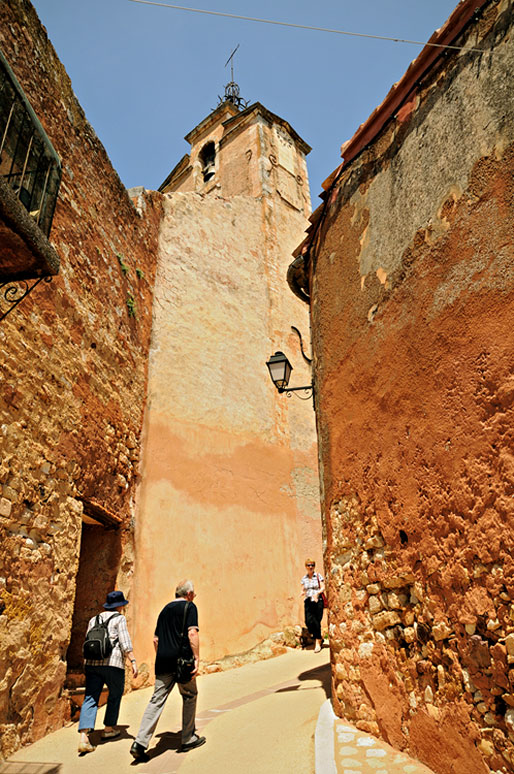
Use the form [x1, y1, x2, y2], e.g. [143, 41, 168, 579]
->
[203, 162, 215, 182]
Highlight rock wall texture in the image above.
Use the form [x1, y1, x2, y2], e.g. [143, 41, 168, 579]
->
[306, 1, 514, 771]
[0, 0, 321, 758]
[0, 0, 161, 759]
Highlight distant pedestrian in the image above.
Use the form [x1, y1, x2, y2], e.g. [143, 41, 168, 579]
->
[301, 559, 325, 652]
[130, 579, 206, 762]
[78, 590, 138, 754]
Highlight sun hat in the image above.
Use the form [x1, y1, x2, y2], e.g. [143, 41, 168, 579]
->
[103, 590, 129, 610]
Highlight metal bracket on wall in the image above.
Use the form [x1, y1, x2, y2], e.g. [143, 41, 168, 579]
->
[291, 325, 312, 365]
[282, 385, 314, 401]
[0, 276, 52, 322]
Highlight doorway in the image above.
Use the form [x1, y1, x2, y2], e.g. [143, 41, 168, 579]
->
[65, 521, 122, 716]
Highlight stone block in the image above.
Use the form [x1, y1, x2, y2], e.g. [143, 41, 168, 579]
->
[372, 611, 401, 631]
[387, 592, 403, 609]
[358, 642, 374, 659]
[506, 708, 514, 733]
[2, 486, 18, 503]
[356, 702, 374, 720]
[382, 573, 414, 589]
[364, 535, 384, 550]
[403, 610, 415, 625]
[432, 621, 452, 641]
[505, 634, 514, 656]
[478, 739, 495, 756]
[0, 498, 12, 517]
[368, 595, 382, 614]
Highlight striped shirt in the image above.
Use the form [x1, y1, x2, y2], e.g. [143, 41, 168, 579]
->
[301, 572, 324, 601]
[84, 611, 133, 669]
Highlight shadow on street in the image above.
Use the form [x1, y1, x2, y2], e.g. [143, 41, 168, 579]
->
[274, 661, 331, 701]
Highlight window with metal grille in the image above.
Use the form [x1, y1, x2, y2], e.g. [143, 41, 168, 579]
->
[0, 48, 61, 237]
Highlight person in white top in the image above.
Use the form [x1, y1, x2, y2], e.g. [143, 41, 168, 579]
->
[300, 558, 325, 652]
[77, 590, 138, 754]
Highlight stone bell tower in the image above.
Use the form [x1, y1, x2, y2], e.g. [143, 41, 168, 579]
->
[132, 91, 320, 671]
[159, 99, 311, 216]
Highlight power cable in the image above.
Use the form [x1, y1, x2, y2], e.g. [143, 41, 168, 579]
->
[127, 0, 485, 53]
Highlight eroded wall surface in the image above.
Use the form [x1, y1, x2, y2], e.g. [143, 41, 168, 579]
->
[0, 1, 161, 758]
[310, 1, 514, 771]
[133, 190, 321, 667]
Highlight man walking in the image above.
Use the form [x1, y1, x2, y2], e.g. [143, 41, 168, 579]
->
[130, 580, 206, 761]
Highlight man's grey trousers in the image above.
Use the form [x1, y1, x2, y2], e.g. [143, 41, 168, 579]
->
[135, 673, 197, 748]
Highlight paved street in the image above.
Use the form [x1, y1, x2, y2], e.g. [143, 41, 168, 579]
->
[5, 649, 435, 774]
[316, 702, 435, 774]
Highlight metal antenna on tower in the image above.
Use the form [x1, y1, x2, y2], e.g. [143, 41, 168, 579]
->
[218, 44, 248, 110]
[226, 43, 239, 82]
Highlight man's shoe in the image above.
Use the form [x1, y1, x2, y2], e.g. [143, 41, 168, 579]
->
[179, 734, 206, 752]
[130, 741, 150, 762]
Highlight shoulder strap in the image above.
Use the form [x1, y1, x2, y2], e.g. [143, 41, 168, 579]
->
[103, 612, 121, 644]
[180, 601, 190, 644]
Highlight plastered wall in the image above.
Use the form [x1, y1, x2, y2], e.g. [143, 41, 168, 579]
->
[133, 187, 321, 667]
[308, 1, 514, 771]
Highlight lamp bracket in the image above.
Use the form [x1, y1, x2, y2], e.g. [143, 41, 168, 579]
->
[291, 326, 312, 365]
[279, 385, 314, 401]
[0, 276, 52, 322]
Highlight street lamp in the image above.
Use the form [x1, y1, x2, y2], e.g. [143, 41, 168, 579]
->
[266, 349, 313, 401]
[266, 351, 292, 391]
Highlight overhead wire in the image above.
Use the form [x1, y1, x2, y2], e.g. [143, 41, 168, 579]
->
[127, 0, 485, 54]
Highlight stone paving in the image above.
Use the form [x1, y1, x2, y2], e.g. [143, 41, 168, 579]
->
[332, 718, 435, 774]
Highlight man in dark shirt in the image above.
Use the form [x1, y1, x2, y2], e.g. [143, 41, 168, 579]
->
[130, 580, 206, 760]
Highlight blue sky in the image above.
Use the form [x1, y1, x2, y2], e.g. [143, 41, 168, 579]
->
[31, 0, 459, 204]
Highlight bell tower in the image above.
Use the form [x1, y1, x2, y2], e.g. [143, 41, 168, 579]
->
[134, 92, 320, 669]
[159, 98, 311, 217]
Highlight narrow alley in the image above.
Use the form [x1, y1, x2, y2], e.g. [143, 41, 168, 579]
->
[3, 649, 434, 774]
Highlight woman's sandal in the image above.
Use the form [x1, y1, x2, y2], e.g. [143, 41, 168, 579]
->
[77, 741, 96, 754]
[102, 728, 121, 738]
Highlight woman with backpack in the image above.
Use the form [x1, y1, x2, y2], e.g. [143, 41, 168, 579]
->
[78, 590, 138, 754]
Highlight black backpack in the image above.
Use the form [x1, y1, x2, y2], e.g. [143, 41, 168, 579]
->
[83, 613, 120, 660]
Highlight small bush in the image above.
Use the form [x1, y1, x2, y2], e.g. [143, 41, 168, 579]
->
[126, 294, 136, 318]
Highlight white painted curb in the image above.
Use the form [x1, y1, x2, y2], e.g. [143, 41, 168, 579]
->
[315, 698, 337, 774]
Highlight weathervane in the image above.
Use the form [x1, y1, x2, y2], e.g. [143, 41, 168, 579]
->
[218, 44, 248, 110]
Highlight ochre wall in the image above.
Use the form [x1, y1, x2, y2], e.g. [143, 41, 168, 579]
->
[0, 0, 161, 758]
[0, 0, 321, 759]
[133, 187, 321, 668]
[308, 1, 514, 771]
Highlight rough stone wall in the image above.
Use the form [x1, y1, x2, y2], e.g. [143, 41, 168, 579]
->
[0, 0, 161, 758]
[309, 1, 514, 771]
[132, 187, 321, 669]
